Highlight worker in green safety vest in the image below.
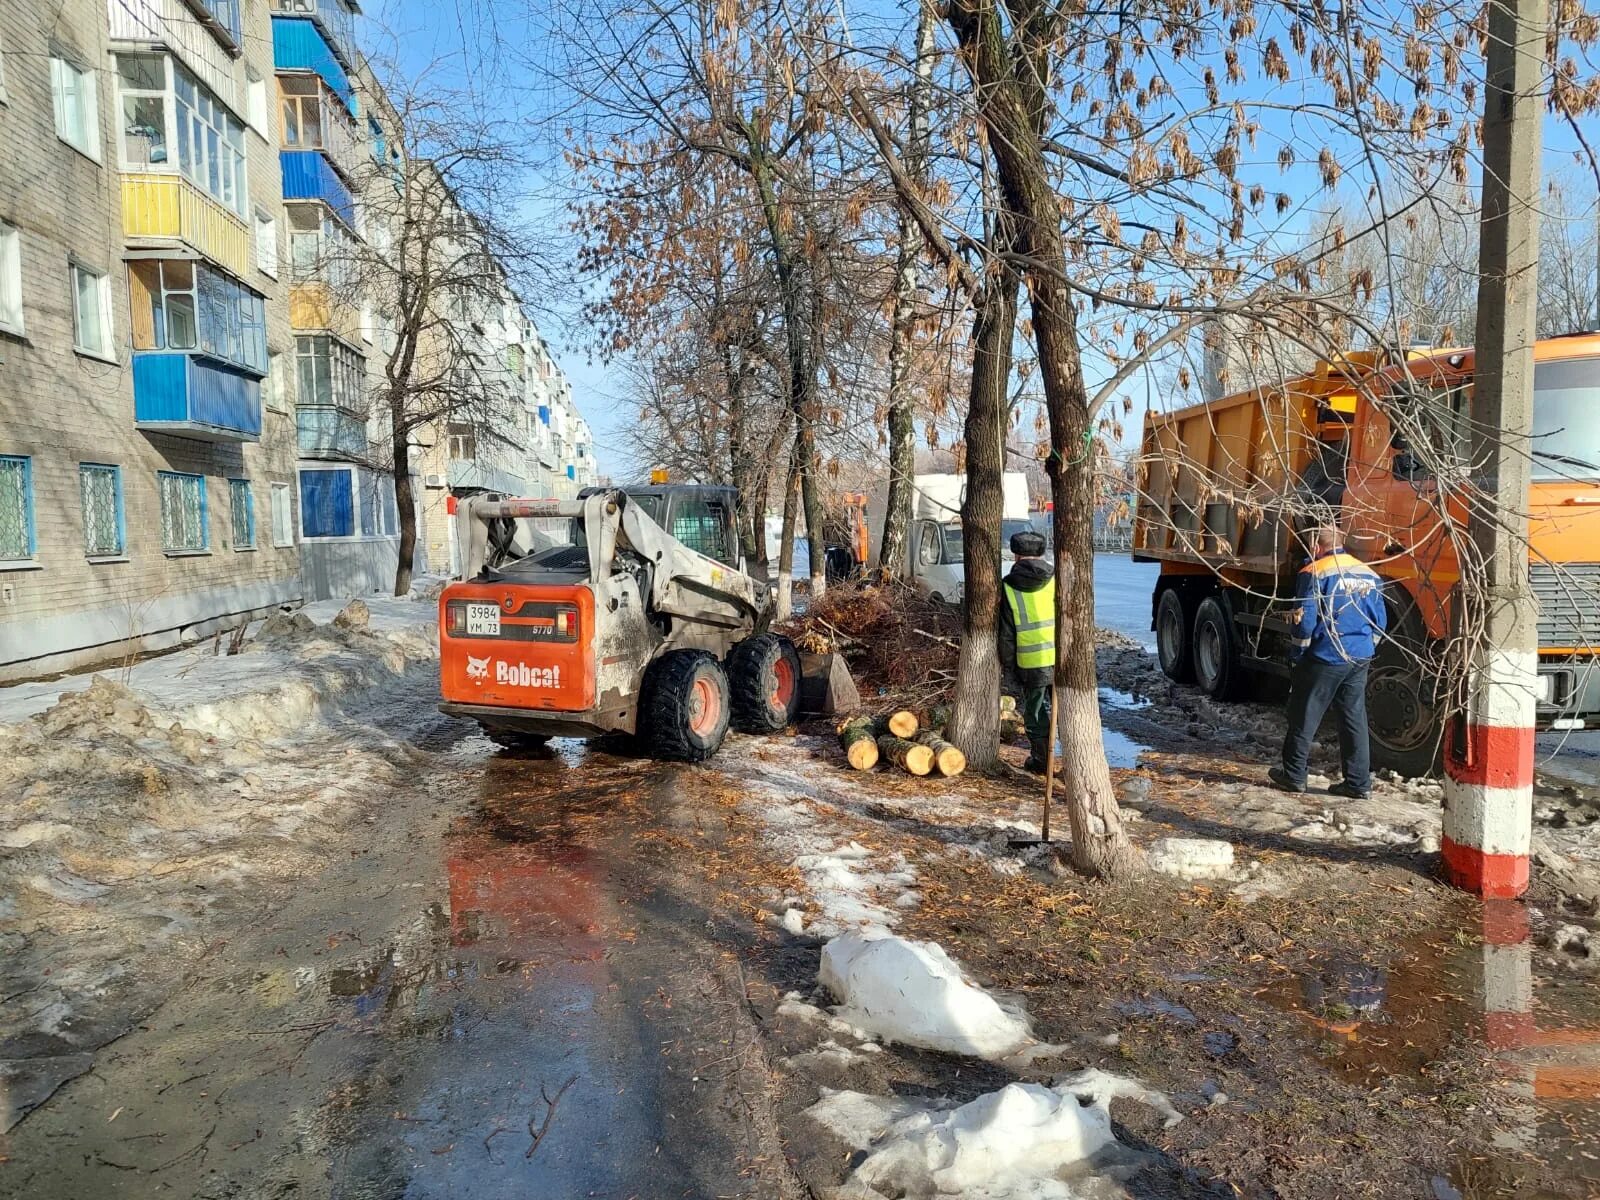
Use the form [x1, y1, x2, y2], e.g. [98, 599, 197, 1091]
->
[997, 530, 1056, 773]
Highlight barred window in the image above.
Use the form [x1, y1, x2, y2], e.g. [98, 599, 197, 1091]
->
[0, 455, 35, 561]
[229, 478, 254, 549]
[79, 463, 124, 557]
[158, 471, 207, 553]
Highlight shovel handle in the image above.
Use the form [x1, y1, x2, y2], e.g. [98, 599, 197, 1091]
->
[1042, 682, 1057, 843]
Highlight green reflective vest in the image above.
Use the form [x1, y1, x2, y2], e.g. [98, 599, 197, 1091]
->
[1004, 578, 1056, 670]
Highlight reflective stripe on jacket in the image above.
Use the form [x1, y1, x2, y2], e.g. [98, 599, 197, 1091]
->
[1004, 578, 1057, 670]
[1291, 550, 1388, 664]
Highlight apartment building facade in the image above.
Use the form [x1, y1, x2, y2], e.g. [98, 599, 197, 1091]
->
[0, 0, 302, 682]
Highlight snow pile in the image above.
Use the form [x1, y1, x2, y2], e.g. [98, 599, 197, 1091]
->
[793, 840, 919, 934]
[819, 931, 1032, 1058]
[1145, 837, 1235, 880]
[807, 1069, 1181, 1199]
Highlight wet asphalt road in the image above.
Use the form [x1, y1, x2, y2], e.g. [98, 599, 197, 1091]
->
[0, 729, 789, 1200]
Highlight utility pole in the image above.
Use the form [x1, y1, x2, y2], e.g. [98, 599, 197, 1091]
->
[1443, 0, 1547, 899]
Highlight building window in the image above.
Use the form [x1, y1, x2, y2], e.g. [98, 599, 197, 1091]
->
[158, 471, 208, 553]
[0, 28, 9, 105]
[255, 210, 278, 277]
[71, 263, 114, 359]
[265, 350, 288, 413]
[245, 68, 268, 136]
[175, 67, 247, 217]
[128, 261, 267, 375]
[229, 478, 255, 549]
[447, 423, 476, 460]
[79, 464, 125, 558]
[279, 75, 327, 148]
[195, 0, 243, 44]
[295, 334, 364, 411]
[51, 57, 100, 161]
[287, 203, 358, 289]
[0, 222, 22, 335]
[0, 456, 35, 562]
[358, 470, 398, 537]
[300, 467, 354, 538]
[116, 54, 168, 167]
[270, 481, 294, 547]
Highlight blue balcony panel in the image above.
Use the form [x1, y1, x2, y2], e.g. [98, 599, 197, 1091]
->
[272, 17, 355, 113]
[280, 150, 357, 228]
[134, 352, 262, 442]
[566, 464, 576, 480]
[537, 405, 550, 423]
[297, 407, 367, 460]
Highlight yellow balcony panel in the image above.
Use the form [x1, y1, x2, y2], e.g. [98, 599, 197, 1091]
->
[121, 173, 251, 278]
[288, 281, 358, 338]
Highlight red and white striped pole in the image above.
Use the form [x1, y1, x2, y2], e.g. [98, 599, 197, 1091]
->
[1443, 0, 1544, 900]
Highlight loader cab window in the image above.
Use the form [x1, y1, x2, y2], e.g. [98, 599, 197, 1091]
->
[669, 494, 735, 566]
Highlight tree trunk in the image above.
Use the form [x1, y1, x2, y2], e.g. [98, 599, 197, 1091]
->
[392, 407, 416, 596]
[798, 420, 826, 598]
[945, 256, 1018, 770]
[877, 3, 936, 580]
[946, 0, 1134, 877]
[775, 441, 800, 619]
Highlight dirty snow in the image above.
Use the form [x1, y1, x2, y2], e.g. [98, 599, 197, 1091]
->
[819, 930, 1033, 1059]
[806, 1069, 1181, 1199]
[1145, 837, 1235, 880]
[0, 596, 442, 1130]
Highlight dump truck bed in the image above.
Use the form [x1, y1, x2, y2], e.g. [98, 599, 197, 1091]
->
[1131, 353, 1389, 581]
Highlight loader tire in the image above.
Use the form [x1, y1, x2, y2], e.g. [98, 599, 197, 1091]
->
[642, 650, 730, 762]
[728, 633, 802, 733]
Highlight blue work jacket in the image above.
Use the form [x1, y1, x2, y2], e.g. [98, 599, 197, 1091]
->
[1290, 549, 1388, 664]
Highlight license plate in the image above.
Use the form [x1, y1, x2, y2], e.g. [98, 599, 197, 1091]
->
[465, 603, 501, 636]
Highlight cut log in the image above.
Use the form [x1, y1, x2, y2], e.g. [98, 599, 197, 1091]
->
[839, 716, 880, 770]
[883, 710, 919, 739]
[914, 731, 967, 777]
[877, 735, 933, 776]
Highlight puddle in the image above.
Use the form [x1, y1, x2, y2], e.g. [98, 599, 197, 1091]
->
[1116, 997, 1199, 1026]
[1102, 728, 1150, 769]
[1263, 902, 1600, 1197]
[1099, 686, 1153, 711]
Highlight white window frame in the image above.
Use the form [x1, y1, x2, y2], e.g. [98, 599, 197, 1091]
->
[245, 68, 269, 138]
[0, 28, 10, 106]
[51, 56, 100, 162]
[265, 349, 289, 414]
[270, 480, 295, 548]
[0, 222, 22, 336]
[70, 261, 115, 361]
[255, 208, 278, 278]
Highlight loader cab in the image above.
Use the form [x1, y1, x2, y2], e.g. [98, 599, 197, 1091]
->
[579, 484, 745, 572]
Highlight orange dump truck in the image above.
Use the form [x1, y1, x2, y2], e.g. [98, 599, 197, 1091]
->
[1132, 334, 1600, 775]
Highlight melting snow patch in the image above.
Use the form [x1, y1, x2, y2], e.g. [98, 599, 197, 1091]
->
[1145, 837, 1234, 880]
[806, 1069, 1180, 1199]
[819, 931, 1032, 1059]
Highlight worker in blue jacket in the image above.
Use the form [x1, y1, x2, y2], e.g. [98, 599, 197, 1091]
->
[1269, 526, 1388, 799]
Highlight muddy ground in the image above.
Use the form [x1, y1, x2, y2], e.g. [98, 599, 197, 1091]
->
[1, 625, 1598, 1198]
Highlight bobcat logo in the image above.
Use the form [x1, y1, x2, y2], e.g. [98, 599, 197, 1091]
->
[466, 654, 491, 682]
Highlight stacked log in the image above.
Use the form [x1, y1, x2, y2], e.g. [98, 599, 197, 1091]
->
[913, 731, 967, 777]
[882, 710, 919, 738]
[876, 735, 934, 776]
[838, 715, 880, 770]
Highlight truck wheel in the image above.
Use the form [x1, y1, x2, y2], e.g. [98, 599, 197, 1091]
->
[1366, 608, 1444, 778]
[642, 650, 731, 762]
[1192, 594, 1246, 700]
[480, 725, 551, 753]
[1156, 587, 1194, 683]
[728, 633, 802, 733]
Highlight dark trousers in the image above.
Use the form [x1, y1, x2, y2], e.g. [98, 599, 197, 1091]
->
[1281, 657, 1372, 791]
[1022, 684, 1052, 764]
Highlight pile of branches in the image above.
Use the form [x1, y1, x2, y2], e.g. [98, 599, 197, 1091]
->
[779, 577, 962, 700]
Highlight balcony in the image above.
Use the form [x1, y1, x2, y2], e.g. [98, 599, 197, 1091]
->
[448, 459, 527, 495]
[280, 152, 356, 228]
[269, 0, 357, 69]
[122, 173, 251, 277]
[297, 408, 367, 459]
[109, 0, 240, 110]
[288, 281, 359, 337]
[279, 78, 361, 184]
[271, 14, 355, 112]
[134, 353, 262, 442]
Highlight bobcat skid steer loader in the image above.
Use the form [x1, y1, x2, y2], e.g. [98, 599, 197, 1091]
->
[438, 486, 801, 761]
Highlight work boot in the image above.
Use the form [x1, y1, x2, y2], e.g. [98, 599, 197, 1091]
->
[1268, 766, 1306, 794]
[1328, 780, 1369, 800]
